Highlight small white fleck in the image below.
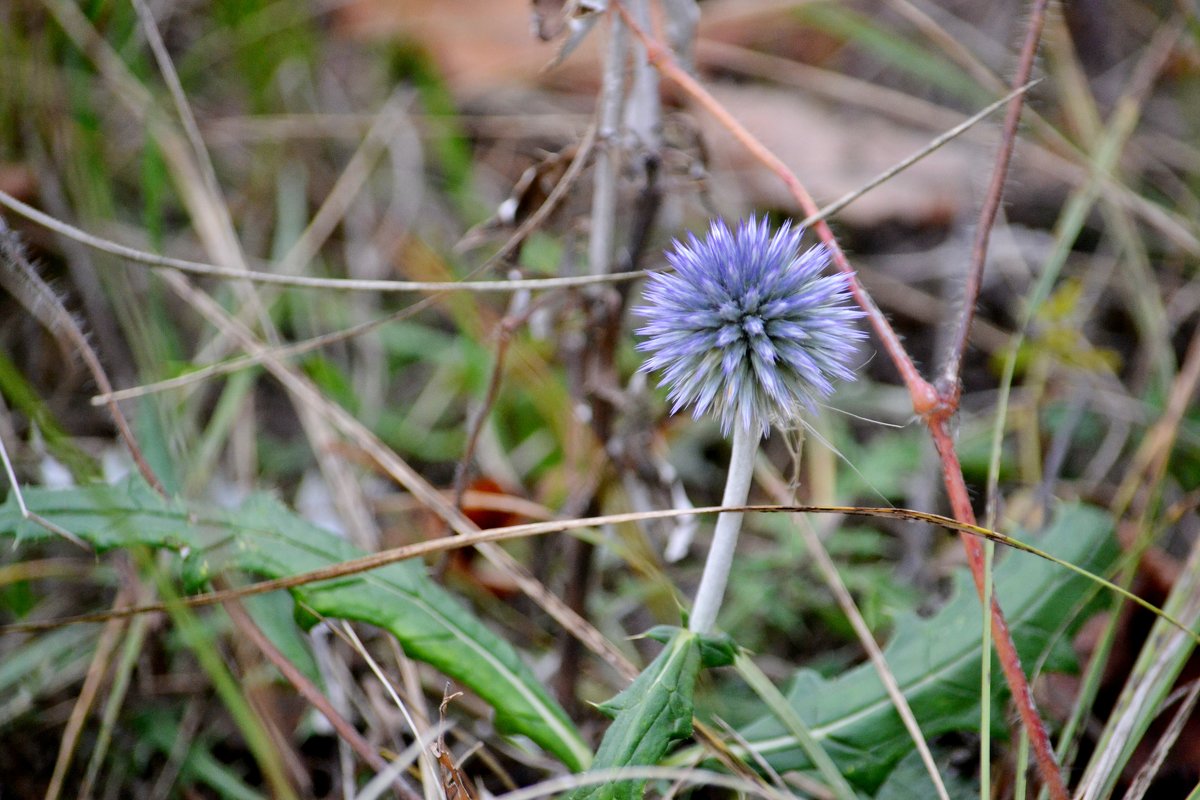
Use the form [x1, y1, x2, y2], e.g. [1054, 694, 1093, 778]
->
[39, 455, 73, 489]
[498, 197, 518, 225]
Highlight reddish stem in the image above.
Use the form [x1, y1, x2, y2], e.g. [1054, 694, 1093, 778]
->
[615, 4, 1068, 798]
[939, 0, 1051, 398]
[221, 592, 416, 798]
[928, 420, 1067, 800]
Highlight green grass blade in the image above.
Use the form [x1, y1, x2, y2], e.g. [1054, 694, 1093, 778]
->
[736, 651, 859, 800]
[1075, 534, 1200, 800]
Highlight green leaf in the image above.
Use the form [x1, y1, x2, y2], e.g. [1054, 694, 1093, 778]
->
[698, 632, 739, 668]
[737, 503, 1118, 790]
[569, 630, 703, 800]
[874, 749, 975, 800]
[0, 479, 590, 770]
[643, 625, 735, 666]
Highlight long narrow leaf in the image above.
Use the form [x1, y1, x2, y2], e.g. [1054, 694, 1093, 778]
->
[0, 478, 591, 770]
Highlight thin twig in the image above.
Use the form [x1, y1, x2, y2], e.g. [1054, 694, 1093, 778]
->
[555, 0, 638, 711]
[800, 80, 1041, 230]
[0, 435, 90, 549]
[938, 0, 1051, 401]
[928, 416, 1067, 799]
[589, 9, 628, 278]
[479, 121, 600, 273]
[926, 1, 1069, 796]
[0, 435, 31, 523]
[0, 186, 641, 293]
[220, 594, 420, 799]
[450, 292, 557, 510]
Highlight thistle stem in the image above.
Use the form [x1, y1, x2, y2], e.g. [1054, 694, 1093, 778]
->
[689, 423, 759, 635]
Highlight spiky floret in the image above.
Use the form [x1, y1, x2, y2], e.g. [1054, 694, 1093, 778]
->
[636, 216, 865, 436]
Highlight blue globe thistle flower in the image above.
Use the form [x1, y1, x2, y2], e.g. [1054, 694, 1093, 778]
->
[636, 216, 866, 437]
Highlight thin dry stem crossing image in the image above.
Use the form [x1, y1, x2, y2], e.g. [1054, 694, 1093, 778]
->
[1, 1, 1199, 799]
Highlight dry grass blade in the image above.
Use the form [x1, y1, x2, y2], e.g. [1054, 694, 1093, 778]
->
[89, 297, 441, 405]
[0, 186, 642, 293]
[1121, 679, 1200, 800]
[1114, 326, 1200, 516]
[270, 90, 414, 281]
[43, 582, 133, 800]
[332, 621, 434, 800]
[754, 460, 951, 800]
[7, 501, 1197, 652]
[800, 79, 1041, 230]
[1076, 533, 1200, 800]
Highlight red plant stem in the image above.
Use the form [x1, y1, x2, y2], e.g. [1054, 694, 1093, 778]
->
[928, 420, 1067, 800]
[931, 3, 1062, 793]
[939, 0, 1051, 400]
[614, 4, 1069, 799]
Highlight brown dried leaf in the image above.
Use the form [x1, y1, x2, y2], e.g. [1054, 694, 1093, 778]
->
[332, 0, 601, 92]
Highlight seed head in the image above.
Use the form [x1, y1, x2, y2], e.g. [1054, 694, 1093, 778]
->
[636, 217, 866, 436]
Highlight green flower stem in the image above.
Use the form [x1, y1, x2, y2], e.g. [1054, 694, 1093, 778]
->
[689, 423, 759, 635]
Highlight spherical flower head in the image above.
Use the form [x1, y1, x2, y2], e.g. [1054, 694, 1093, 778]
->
[635, 216, 866, 437]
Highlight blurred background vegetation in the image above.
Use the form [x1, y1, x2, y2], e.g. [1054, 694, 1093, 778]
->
[1, 0, 1199, 797]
